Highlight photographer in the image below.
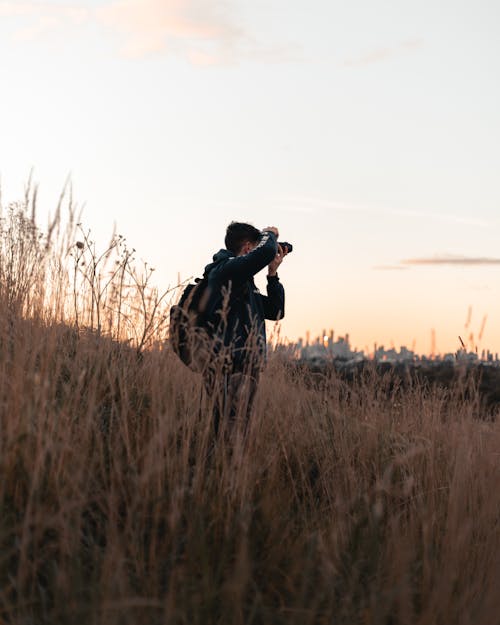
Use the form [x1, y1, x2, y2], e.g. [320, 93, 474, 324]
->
[203, 222, 289, 437]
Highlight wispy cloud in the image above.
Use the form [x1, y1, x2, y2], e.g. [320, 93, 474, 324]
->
[393, 208, 488, 228]
[0, 2, 89, 41]
[0, 0, 296, 64]
[402, 256, 500, 266]
[96, 0, 243, 61]
[0, 1, 87, 21]
[273, 197, 490, 228]
[343, 38, 423, 68]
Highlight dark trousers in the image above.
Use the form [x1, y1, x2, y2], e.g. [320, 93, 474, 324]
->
[203, 367, 259, 439]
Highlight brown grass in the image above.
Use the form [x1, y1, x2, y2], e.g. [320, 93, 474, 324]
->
[0, 189, 499, 624]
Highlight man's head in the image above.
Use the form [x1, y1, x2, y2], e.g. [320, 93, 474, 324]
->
[225, 222, 261, 256]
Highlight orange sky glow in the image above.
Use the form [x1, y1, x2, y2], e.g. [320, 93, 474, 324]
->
[0, 0, 498, 357]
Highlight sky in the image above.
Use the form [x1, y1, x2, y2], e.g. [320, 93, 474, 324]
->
[0, 0, 499, 355]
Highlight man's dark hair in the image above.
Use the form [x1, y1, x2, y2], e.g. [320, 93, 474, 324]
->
[225, 222, 261, 255]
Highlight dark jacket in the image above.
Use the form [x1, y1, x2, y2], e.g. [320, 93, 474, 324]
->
[203, 231, 285, 372]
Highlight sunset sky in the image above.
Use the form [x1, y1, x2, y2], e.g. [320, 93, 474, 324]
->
[0, 0, 499, 355]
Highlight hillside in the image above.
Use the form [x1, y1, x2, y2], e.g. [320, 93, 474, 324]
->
[0, 198, 498, 624]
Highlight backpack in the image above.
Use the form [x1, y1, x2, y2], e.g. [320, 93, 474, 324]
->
[169, 276, 213, 372]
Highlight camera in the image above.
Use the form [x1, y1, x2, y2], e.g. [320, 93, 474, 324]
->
[278, 241, 293, 254]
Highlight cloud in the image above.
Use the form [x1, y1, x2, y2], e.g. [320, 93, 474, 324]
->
[274, 197, 490, 228]
[401, 256, 500, 266]
[0, 0, 297, 64]
[0, 2, 89, 40]
[393, 208, 488, 228]
[400, 38, 424, 50]
[95, 0, 244, 61]
[0, 2, 89, 25]
[343, 38, 423, 68]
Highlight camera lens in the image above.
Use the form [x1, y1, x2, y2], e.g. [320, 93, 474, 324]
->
[278, 241, 293, 254]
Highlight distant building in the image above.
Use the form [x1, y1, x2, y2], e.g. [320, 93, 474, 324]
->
[290, 329, 499, 367]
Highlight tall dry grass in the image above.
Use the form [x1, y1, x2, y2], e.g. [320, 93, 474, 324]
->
[0, 188, 499, 624]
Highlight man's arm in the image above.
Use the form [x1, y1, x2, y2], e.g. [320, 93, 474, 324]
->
[217, 230, 278, 282]
[260, 241, 287, 319]
[260, 275, 285, 320]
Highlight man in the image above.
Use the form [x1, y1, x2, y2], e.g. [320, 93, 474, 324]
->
[202, 222, 287, 437]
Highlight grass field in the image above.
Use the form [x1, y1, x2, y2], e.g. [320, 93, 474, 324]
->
[0, 193, 499, 624]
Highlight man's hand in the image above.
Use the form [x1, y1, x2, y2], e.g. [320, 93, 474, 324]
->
[263, 226, 279, 238]
[268, 243, 288, 277]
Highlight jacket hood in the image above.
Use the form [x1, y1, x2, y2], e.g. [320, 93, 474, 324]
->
[204, 248, 233, 277]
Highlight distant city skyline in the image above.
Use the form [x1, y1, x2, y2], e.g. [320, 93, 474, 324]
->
[0, 0, 499, 353]
[293, 329, 500, 365]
